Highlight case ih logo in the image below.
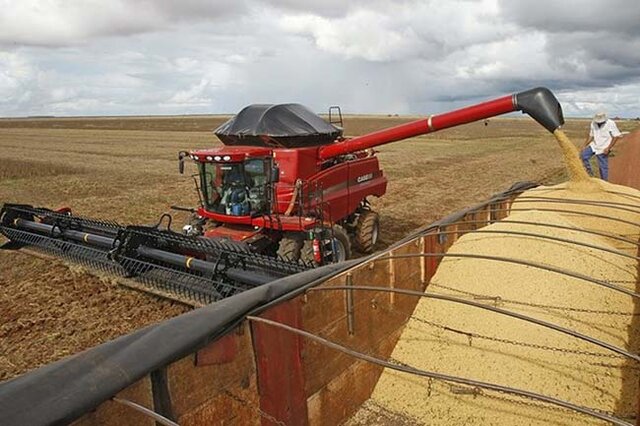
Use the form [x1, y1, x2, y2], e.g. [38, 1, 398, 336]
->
[356, 173, 373, 183]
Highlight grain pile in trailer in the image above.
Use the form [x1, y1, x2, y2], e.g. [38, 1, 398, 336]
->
[358, 132, 640, 424]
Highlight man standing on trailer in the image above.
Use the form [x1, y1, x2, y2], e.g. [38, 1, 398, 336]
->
[581, 112, 622, 181]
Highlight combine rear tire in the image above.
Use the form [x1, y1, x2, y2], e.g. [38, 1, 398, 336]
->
[277, 235, 304, 261]
[354, 211, 379, 253]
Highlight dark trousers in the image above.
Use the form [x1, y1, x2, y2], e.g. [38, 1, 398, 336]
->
[581, 146, 608, 181]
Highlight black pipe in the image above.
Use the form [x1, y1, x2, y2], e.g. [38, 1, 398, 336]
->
[471, 207, 640, 229]
[436, 228, 640, 262]
[435, 218, 640, 248]
[511, 197, 640, 215]
[14, 218, 274, 287]
[136, 246, 273, 287]
[226, 269, 273, 287]
[15, 219, 115, 249]
[516, 195, 640, 212]
[376, 252, 640, 299]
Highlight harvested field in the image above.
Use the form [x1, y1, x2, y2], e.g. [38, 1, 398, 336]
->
[0, 250, 188, 381]
[0, 159, 87, 180]
[0, 115, 637, 382]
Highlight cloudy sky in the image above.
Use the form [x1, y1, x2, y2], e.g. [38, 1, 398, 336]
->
[0, 0, 639, 117]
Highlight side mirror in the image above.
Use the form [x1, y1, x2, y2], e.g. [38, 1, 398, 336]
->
[271, 166, 280, 183]
[178, 151, 188, 174]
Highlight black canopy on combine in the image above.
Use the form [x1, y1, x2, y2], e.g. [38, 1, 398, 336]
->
[214, 103, 343, 148]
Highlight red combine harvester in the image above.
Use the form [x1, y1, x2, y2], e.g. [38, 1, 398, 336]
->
[0, 87, 564, 304]
[177, 87, 563, 264]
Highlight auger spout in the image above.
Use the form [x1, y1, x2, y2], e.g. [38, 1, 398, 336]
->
[513, 87, 564, 133]
[318, 87, 564, 160]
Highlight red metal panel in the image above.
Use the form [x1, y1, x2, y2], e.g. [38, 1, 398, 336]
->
[274, 147, 320, 184]
[197, 209, 317, 231]
[347, 157, 387, 214]
[197, 208, 254, 225]
[308, 163, 350, 222]
[610, 128, 640, 190]
[252, 299, 308, 426]
[195, 331, 238, 366]
[204, 224, 261, 241]
[424, 231, 441, 285]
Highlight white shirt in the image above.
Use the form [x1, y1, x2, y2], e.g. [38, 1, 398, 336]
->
[589, 119, 621, 155]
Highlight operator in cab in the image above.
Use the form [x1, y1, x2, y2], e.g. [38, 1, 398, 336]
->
[220, 165, 252, 216]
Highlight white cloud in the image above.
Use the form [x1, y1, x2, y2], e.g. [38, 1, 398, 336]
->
[499, 0, 640, 35]
[0, 0, 639, 117]
[0, 52, 38, 108]
[0, 0, 247, 46]
[560, 82, 640, 117]
[167, 78, 212, 105]
[279, 11, 423, 62]
[279, 0, 510, 62]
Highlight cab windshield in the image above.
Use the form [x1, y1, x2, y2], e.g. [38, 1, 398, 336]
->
[199, 158, 268, 216]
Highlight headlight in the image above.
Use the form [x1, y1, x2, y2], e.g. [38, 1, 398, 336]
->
[214, 156, 221, 161]
[223, 155, 231, 161]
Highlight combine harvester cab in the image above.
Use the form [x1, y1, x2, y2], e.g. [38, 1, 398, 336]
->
[8, 88, 639, 426]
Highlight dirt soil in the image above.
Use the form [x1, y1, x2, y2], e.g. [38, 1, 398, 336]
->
[0, 250, 187, 381]
[0, 115, 637, 380]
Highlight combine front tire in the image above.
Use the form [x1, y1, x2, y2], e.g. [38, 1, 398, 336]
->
[331, 225, 351, 262]
[300, 225, 351, 265]
[354, 211, 379, 253]
[277, 235, 304, 261]
[300, 241, 315, 265]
